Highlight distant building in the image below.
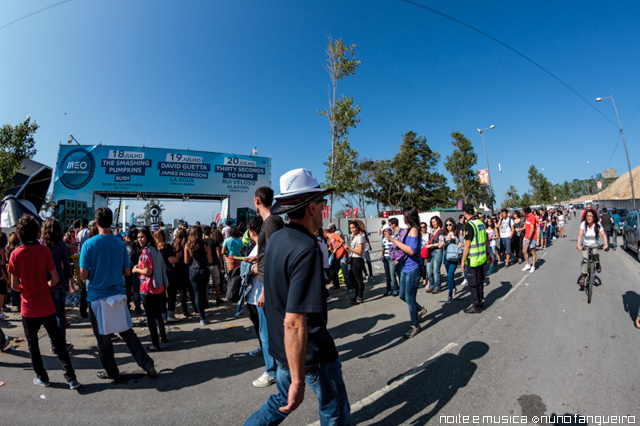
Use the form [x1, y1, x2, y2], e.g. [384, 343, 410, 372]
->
[603, 168, 618, 179]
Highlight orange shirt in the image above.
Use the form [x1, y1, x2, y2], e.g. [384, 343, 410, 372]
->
[328, 233, 347, 258]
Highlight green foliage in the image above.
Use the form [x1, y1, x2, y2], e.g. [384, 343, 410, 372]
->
[39, 191, 55, 219]
[323, 138, 358, 200]
[521, 192, 533, 206]
[502, 185, 521, 209]
[334, 209, 346, 219]
[527, 165, 552, 204]
[0, 116, 39, 197]
[319, 37, 361, 217]
[444, 131, 479, 204]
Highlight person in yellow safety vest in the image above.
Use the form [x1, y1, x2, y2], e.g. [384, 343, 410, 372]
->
[460, 204, 492, 314]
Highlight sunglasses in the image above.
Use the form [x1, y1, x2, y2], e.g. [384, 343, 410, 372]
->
[315, 199, 327, 207]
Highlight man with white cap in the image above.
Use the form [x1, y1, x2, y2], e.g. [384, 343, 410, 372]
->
[244, 168, 350, 426]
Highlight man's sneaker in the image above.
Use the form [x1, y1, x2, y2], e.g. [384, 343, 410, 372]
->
[33, 377, 51, 387]
[418, 307, 427, 318]
[464, 305, 482, 314]
[522, 264, 531, 271]
[404, 326, 420, 338]
[249, 347, 262, 357]
[529, 266, 536, 273]
[166, 316, 181, 323]
[461, 279, 468, 286]
[0, 312, 8, 319]
[445, 296, 453, 304]
[68, 380, 81, 390]
[200, 320, 206, 326]
[253, 372, 276, 388]
[346, 289, 353, 294]
[1, 306, 11, 313]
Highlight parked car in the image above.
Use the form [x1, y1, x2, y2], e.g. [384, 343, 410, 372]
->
[616, 208, 629, 235]
[622, 210, 640, 262]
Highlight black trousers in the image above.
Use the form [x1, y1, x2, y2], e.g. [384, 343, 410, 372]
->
[465, 264, 485, 308]
[23, 314, 76, 382]
[89, 305, 153, 379]
[80, 284, 88, 316]
[141, 293, 166, 347]
[175, 263, 196, 314]
[247, 303, 261, 345]
[349, 257, 365, 299]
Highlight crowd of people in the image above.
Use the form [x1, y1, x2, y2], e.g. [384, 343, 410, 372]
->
[0, 166, 632, 425]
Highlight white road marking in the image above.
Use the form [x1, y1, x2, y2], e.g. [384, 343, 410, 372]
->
[306, 342, 460, 426]
[499, 274, 528, 302]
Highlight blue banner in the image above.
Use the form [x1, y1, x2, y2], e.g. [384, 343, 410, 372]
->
[53, 145, 271, 211]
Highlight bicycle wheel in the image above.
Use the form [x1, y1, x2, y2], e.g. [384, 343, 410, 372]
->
[587, 260, 595, 304]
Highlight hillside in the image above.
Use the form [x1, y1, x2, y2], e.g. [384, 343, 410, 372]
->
[570, 164, 640, 202]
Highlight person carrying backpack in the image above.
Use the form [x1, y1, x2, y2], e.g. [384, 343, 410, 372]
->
[443, 218, 463, 304]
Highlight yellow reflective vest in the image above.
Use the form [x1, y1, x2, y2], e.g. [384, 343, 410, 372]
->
[467, 219, 488, 267]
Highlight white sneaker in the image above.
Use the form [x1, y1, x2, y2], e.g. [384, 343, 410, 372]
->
[461, 279, 468, 286]
[522, 264, 531, 271]
[253, 371, 276, 388]
[529, 266, 536, 273]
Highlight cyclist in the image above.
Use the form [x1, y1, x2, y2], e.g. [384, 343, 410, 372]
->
[576, 208, 608, 286]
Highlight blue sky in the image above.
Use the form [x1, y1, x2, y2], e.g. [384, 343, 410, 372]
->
[2, 0, 639, 222]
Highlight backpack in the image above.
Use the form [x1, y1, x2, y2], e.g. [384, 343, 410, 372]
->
[225, 266, 243, 303]
[445, 240, 461, 262]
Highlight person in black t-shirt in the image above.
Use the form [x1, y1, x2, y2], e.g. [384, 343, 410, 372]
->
[244, 169, 349, 426]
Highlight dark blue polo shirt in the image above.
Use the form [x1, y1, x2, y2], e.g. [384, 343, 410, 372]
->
[264, 222, 338, 371]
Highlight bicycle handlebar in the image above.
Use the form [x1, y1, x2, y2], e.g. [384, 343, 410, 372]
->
[581, 245, 604, 251]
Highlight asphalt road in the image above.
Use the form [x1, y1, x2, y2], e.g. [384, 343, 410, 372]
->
[1, 215, 639, 425]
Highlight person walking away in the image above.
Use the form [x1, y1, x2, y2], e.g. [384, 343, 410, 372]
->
[610, 208, 620, 250]
[385, 207, 428, 338]
[498, 209, 514, 268]
[485, 218, 498, 276]
[577, 209, 608, 286]
[380, 227, 399, 296]
[599, 207, 614, 251]
[42, 219, 75, 353]
[203, 226, 224, 305]
[79, 207, 156, 382]
[512, 211, 525, 264]
[244, 168, 349, 425]
[460, 204, 491, 314]
[243, 216, 264, 358]
[173, 228, 196, 317]
[154, 229, 180, 322]
[184, 227, 213, 326]
[8, 215, 80, 389]
[522, 206, 538, 273]
[443, 218, 463, 304]
[362, 229, 374, 282]
[425, 216, 445, 294]
[345, 220, 366, 305]
[124, 229, 143, 315]
[247, 186, 285, 388]
[132, 228, 168, 351]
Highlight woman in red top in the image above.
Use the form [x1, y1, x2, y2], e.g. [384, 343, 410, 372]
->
[8, 215, 80, 389]
[132, 228, 167, 351]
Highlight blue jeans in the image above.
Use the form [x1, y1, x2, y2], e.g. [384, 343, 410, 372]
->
[399, 269, 423, 327]
[339, 257, 353, 290]
[446, 261, 457, 297]
[427, 249, 443, 291]
[50, 288, 67, 344]
[244, 358, 350, 426]
[256, 284, 276, 378]
[382, 257, 399, 293]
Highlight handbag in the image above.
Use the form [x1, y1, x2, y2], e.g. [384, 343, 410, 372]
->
[421, 229, 442, 259]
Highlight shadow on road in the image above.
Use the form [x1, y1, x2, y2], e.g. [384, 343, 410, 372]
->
[622, 291, 640, 324]
[351, 341, 489, 425]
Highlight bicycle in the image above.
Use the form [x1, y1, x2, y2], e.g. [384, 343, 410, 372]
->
[582, 245, 603, 304]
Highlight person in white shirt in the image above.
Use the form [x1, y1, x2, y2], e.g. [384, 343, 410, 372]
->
[576, 208, 608, 286]
[498, 209, 514, 267]
[75, 219, 90, 251]
[221, 221, 232, 240]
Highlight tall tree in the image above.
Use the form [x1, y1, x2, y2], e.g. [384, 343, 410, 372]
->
[527, 165, 552, 204]
[323, 138, 359, 207]
[39, 191, 55, 219]
[444, 131, 479, 204]
[0, 116, 39, 197]
[319, 37, 361, 217]
[391, 131, 452, 210]
[521, 192, 533, 206]
[502, 185, 520, 209]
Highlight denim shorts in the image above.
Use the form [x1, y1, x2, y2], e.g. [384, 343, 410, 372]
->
[523, 238, 536, 249]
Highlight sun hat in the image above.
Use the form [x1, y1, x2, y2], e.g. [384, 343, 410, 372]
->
[271, 168, 334, 215]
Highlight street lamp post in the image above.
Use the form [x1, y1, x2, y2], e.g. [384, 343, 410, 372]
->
[477, 125, 495, 215]
[499, 163, 505, 209]
[596, 96, 636, 209]
[68, 135, 80, 145]
[587, 161, 599, 203]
